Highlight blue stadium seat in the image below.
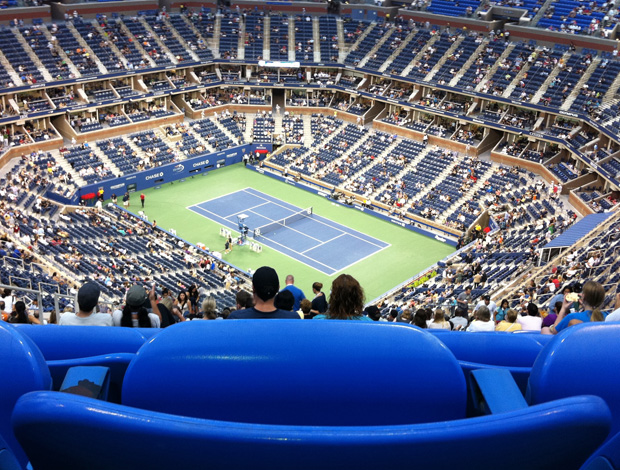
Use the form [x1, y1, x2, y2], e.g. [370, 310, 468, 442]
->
[10, 321, 612, 470]
[0, 323, 52, 469]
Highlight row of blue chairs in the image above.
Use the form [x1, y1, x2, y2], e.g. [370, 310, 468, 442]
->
[2, 320, 619, 470]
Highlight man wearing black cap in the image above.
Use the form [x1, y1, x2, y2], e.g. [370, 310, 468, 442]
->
[58, 282, 113, 326]
[227, 266, 301, 319]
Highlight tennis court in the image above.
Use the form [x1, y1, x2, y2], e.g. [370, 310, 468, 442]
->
[188, 188, 390, 275]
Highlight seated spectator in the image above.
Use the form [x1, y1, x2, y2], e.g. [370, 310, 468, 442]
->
[314, 274, 371, 321]
[309, 281, 328, 316]
[518, 302, 543, 332]
[235, 289, 253, 310]
[198, 296, 218, 320]
[466, 306, 495, 332]
[450, 307, 469, 331]
[364, 304, 381, 321]
[274, 289, 300, 318]
[605, 293, 620, 322]
[495, 298, 509, 323]
[300, 298, 313, 319]
[429, 308, 451, 330]
[413, 308, 428, 328]
[58, 282, 112, 326]
[113, 285, 160, 328]
[8, 300, 40, 325]
[495, 309, 522, 332]
[228, 266, 300, 319]
[548, 281, 606, 334]
[398, 309, 413, 323]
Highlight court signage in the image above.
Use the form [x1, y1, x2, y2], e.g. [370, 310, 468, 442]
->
[77, 144, 272, 200]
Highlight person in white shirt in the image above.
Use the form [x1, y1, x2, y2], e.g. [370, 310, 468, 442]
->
[113, 285, 161, 328]
[473, 295, 497, 319]
[605, 293, 620, 322]
[58, 282, 113, 326]
[517, 302, 543, 331]
[467, 306, 495, 332]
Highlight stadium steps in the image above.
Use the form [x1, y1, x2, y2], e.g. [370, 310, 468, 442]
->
[138, 17, 179, 65]
[86, 20, 128, 68]
[163, 16, 202, 63]
[213, 14, 221, 57]
[237, 14, 247, 60]
[302, 115, 313, 147]
[12, 27, 54, 82]
[442, 162, 496, 221]
[186, 122, 219, 153]
[400, 34, 440, 77]
[357, 24, 395, 68]
[118, 20, 156, 68]
[367, 145, 433, 200]
[39, 24, 84, 78]
[561, 56, 601, 111]
[213, 117, 244, 145]
[244, 113, 256, 142]
[344, 20, 374, 57]
[62, 22, 108, 76]
[89, 144, 118, 176]
[531, 0, 556, 27]
[501, 49, 537, 98]
[406, 155, 463, 208]
[336, 18, 347, 62]
[263, 16, 270, 60]
[379, 27, 419, 73]
[288, 15, 296, 62]
[50, 147, 87, 187]
[601, 64, 620, 103]
[313, 16, 321, 63]
[423, 35, 465, 82]
[475, 42, 516, 92]
[179, 14, 215, 56]
[449, 37, 489, 87]
[531, 50, 573, 104]
[0, 48, 23, 86]
[339, 137, 401, 191]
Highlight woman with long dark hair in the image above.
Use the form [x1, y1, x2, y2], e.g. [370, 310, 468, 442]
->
[113, 285, 160, 328]
[313, 274, 371, 321]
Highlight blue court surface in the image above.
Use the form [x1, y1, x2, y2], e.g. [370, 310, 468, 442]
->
[188, 188, 390, 275]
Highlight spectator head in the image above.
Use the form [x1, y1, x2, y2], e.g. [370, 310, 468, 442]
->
[506, 309, 518, 323]
[328, 273, 365, 319]
[300, 298, 312, 316]
[561, 285, 573, 295]
[274, 289, 295, 311]
[252, 266, 280, 302]
[220, 307, 231, 319]
[77, 282, 100, 313]
[201, 296, 217, 319]
[364, 305, 381, 321]
[454, 307, 468, 318]
[235, 289, 253, 309]
[483, 294, 491, 305]
[12, 301, 28, 324]
[434, 308, 445, 323]
[465, 286, 472, 293]
[312, 282, 323, 293]
[400, 309, 413, 323]
[388, 308, 399, 321]
[477, 306, 491, 321]
[527, 302, 540, 317]
[285, 274, 295, 285]
[413, 309, 427, 328]
[581, 280, 606, 322]
[126, 285, 148, 309]
[500, 298, 509, 309]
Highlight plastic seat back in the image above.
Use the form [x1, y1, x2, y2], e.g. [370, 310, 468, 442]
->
[0, 323, 51, 468]
[528, 322, 620, 438]
[123, 320, 467, 425]
[14, 325, 147, 360]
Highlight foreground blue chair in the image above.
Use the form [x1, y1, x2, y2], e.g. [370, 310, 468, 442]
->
[0, 322, 51, 469]
[426, 330, 545, 394]
[13, 325, 146, 402]
[528, 322, 620, 439]
[12, 321, 611, 470]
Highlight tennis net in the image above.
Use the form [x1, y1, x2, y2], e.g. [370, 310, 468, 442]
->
[253, 207, 313, 239]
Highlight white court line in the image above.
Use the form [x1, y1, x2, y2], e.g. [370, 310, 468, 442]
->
[222, 202, 271, 221]
[301, 233, 345, 254]
[329, 242, 392, 275]
[251, 210, 325, 244]
[257, 233, 336, 275]
[243, 187, 388, 249]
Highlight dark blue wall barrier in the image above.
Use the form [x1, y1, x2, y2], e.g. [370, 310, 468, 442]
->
[250, 165, 458, 246]
[76, 144, 272, 199]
